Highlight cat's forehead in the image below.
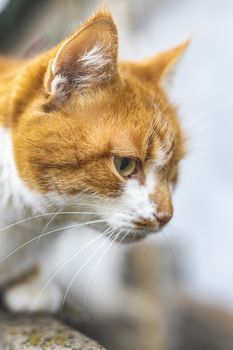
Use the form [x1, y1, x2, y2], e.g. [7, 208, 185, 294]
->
[64, 80, 160, 131]
[66, 78, 154, 115]
[44, 80, 172, 155]
[65, 87, 155, 129]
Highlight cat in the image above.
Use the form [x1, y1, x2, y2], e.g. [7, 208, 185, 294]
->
[0, 8, 188, 312]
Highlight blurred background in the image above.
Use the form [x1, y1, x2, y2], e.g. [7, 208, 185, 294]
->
[0, 0, 233, 349]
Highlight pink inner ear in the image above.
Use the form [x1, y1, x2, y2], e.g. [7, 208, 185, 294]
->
[45, 17, 119, 105]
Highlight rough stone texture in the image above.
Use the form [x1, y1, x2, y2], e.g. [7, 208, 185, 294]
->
[0, 313, 105, 350]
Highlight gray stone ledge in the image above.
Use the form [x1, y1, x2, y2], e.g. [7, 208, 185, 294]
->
[0, 314, 105, 350]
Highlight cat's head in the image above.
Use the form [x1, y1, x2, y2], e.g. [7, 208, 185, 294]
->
[10, 9, 188, 242]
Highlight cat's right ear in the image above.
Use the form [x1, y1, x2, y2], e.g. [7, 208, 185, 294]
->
[44, 9, 118, 111]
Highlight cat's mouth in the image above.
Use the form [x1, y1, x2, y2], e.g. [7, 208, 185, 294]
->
[106, 227, 160, 244]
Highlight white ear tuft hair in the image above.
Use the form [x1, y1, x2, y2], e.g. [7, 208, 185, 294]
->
[71, 43, 113, 89]
[44, 11, 118, 110]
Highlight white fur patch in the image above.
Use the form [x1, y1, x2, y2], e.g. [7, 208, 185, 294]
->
[99, 166, 158, 233]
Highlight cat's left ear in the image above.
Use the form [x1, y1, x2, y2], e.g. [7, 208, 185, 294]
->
[44, 10, 118, 110]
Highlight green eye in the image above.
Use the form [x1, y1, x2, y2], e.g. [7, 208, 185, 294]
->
[114, 157, 138, 177]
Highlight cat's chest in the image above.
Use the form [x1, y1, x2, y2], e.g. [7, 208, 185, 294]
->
[0, 209, 62, 285]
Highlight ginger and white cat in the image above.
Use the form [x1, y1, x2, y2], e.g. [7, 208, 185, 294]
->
[0, 9, 187, 312]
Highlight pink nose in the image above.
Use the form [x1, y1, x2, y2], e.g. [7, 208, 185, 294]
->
[134, 211, 172, 231]
[156, 212, 172, 227]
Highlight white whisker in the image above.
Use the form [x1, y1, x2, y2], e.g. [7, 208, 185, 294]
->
[0, 219, 107, 265]
[60, 229, 118, 311]
[84, 229, 126, 305]
[0, 211, 102, 233]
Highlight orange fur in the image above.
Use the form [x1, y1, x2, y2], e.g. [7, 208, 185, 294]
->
[0, 9, 188, 227]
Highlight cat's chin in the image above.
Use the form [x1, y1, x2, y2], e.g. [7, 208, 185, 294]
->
[109, 229, 159, 244]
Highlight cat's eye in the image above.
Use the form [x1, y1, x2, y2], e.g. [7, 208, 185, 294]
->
[114, 157, 138, 178]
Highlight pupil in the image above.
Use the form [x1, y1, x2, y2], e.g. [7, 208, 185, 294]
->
[120, 158, 129, 171]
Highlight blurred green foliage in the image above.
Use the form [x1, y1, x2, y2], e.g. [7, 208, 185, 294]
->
[0, 0, 44, 50]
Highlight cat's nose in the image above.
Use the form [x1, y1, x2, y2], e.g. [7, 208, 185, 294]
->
[155, 211, 172, 227]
